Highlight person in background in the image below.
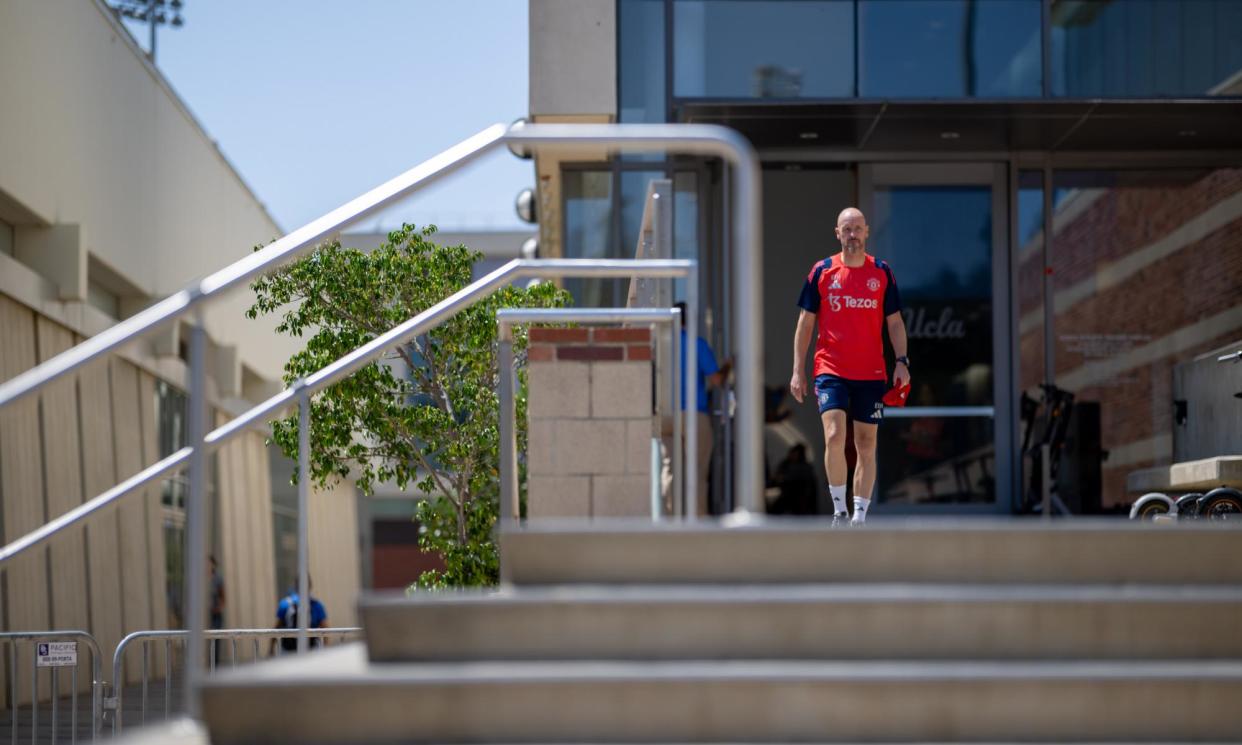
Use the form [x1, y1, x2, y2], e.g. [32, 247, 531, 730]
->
[662, 301, 732, 516]
[271, 577, 328, 654]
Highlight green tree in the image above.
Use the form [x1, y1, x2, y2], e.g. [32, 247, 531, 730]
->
[247, 224, 570, 589]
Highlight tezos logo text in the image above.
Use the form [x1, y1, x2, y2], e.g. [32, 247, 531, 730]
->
[827, 294, 877, 312]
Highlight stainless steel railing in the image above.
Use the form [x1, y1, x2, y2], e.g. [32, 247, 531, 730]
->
[0, 631, 103, 744]
[0, 123, 763, 718]
[107, 628, 361, 734]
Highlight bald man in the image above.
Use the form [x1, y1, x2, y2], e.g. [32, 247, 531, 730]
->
[790, 207, 910, 525]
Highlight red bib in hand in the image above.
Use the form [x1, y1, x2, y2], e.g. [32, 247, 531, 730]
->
[882, 382, 911, 407]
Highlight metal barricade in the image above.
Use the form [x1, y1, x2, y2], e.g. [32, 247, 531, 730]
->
[106, 628, 361, 734]
[0, 631, 103, 744]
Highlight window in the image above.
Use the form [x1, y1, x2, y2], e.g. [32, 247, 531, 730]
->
[562, 164, 706, 308]
[87, 279, 120, 318]
[154, 378, 221, 627]
[620, 0, 667, 122]
[1051, 0, 1242, 96]
[562, 170, 616, 306]
[665, 0, 1042, 99]
[673, 0, 855, 98]
[0, 219, 13, 257]
[870, 185, 994, 407]
[156, 379, 189, 510]
[858, 0, 1041, 97]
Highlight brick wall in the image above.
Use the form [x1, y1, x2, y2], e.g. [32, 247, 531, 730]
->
[1017, 168, 1242, 508]
[526, 327, 655, 517]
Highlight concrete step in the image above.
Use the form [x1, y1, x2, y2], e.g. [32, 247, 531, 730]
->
[360, 583, 1242, 662]
[500, 518, 1242, 585]
[200, 644, 1242, 744]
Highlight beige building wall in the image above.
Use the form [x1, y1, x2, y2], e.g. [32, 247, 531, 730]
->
[215, 412, 278, 659]
[0, 0, 297, 383]
[0, 297, 169, 702]
[528, 0, 617, 259]
[0, 0, 361, 704]
[308, 479, 362, 629]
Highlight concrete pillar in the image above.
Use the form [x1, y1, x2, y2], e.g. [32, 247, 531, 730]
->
[526, 327, 654, 518]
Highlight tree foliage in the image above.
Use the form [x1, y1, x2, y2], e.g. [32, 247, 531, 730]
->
[247, 224, 570, 588]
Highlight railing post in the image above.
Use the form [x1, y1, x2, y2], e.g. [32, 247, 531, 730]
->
[1041, 442, 1052, 521]
[732, 150, 763, 515]
[685, 267, 698, 518]
[671, 307, 683, 518]
[297, 384, 311, 654]
[498, 332, 518, 521]
[183, 314, 208, 719]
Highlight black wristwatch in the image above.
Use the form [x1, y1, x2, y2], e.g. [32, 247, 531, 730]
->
[895, 355, 910, 368]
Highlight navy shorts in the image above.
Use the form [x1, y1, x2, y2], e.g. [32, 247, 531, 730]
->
[814, 374, 886, 424]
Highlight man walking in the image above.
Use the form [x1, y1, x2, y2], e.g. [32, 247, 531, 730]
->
[789, 207, 911, 525]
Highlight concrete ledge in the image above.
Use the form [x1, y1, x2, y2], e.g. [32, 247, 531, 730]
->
[360, 583, 1242, 662]
[1127, 455, 1242, 492]
[200, 649, 1242, 744]
[500, 518, 1242, 585]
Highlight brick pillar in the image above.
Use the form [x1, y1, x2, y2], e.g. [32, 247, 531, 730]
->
[526, 327, 654, 518]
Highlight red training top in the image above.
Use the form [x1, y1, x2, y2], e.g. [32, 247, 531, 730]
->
[797, 253, 902, 381]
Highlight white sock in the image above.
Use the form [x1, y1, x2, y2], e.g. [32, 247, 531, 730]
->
[852, 496, 871, 522]
[829, 484, 848, 515]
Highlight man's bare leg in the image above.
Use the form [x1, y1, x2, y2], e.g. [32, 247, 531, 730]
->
[852, 422, 879, 524]
[820, 409, 849, 518]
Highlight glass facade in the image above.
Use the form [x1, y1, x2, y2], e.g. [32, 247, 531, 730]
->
[562, 169, 618, 307]
[1051, 0, 1242, 96]
[607, 0, 1242, 515]
[632, 0, 1242, 100]
[859, 0, 1041, 97]
[673, 0, 854, 98]
[620, 0, 667, 121]
[870, 185, 994, 408]
[870, 183, 997, 506]
[562, 165, 707, 308]
[154, 379, 221, 626]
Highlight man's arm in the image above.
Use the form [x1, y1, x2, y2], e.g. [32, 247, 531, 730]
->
[885, 311, 910, 388]
[707, 357, 732, 389]
[790, 310, 817, 403]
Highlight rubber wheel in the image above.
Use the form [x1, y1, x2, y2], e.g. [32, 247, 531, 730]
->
[1134, 499, 1171, 519]
[1199, 488, 1242, 522]
[1175, 492, 1205, 518]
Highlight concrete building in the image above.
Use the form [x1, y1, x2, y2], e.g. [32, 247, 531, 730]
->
[0, 0, 360, 703]
[528, 0, 1242, 515]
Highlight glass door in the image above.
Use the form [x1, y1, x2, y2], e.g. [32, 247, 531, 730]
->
[860, 163, 1010, 513]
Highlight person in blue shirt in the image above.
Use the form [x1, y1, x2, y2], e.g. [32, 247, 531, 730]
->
[272, 577, 328, 653]
[662, 302, 732, 516]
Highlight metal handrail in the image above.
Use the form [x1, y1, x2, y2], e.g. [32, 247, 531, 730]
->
[108, 627, 362, 735]
[0, 126, 510, 410]
[0, 124, 758, 413]
[1, 630, 104, 743]
[496, 307, 688, 520]
[0, 123, 763, 718]
[0, 260, 695, 567]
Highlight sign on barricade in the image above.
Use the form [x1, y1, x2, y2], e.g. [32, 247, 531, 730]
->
[36, 641, 78, 667]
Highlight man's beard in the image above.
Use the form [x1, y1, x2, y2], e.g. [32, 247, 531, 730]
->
[843, 239, 865, 254]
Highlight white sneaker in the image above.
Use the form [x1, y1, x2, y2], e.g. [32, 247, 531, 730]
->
[831, 512, 848, 527]
[850, 513, 866, 527]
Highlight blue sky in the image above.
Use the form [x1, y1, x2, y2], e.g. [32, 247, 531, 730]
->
[125, 1, 530, 233]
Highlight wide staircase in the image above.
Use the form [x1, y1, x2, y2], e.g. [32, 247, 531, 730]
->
[199, 518, 1242, 743]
